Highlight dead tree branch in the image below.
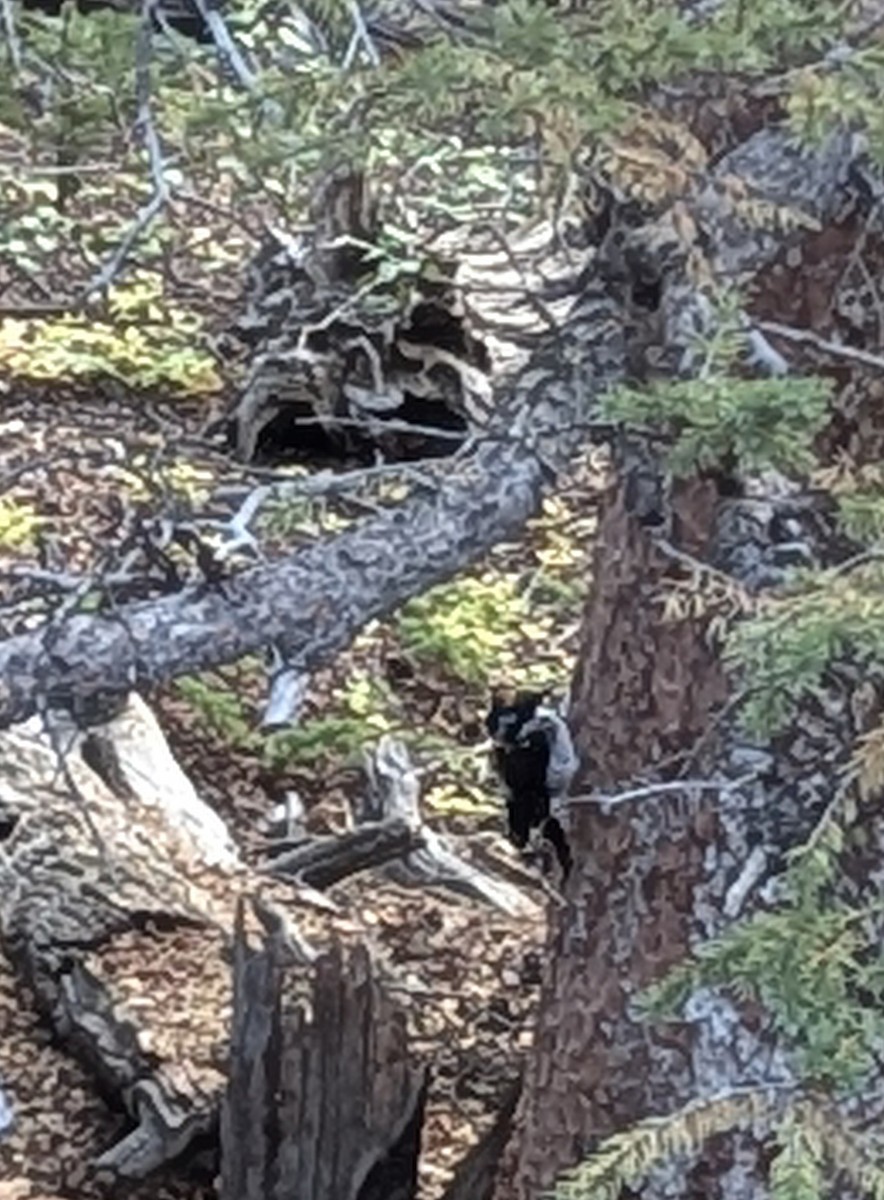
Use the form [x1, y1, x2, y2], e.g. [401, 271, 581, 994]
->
[265, 816, 423, 888]
[0, 128, 872, 730]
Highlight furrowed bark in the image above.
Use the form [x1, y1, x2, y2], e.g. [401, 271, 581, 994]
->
[493, 131, 884, 1200]
[220, 908, 427, 1200]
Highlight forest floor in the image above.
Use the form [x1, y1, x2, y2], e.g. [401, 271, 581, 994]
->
[0, 387, 607, 1199]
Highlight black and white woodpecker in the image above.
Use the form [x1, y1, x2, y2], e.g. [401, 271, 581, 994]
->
[485, 687, 578, 881]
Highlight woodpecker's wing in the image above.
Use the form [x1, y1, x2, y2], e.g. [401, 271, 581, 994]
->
[545, 712, 579, 798]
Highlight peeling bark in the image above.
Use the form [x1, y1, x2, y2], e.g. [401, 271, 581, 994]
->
[0, 130, 866, 733]
[0, 119, 878, 1200]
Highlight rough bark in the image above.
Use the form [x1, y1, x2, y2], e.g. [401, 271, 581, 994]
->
[220, 906, 427, 1200]
[0, 296, 623, 731]
[494, 134, 884, 1200]
[0, 696, 536, 1192]
[0, 127, 866, 733]
[498, 458, 880, 1200]
[569, 471, 728, 782]
[0, 119, 877, 1200]
[0, 694, 246, 1177]
[0, 693, 374, 1182]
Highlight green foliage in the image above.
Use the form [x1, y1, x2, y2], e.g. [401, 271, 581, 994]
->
[260, 492, 354, 540]
[729, 563, 884, 736]
[604, 292, 831, 478]
[606, 371, 831, 477]
[262, 714, 385, 767]
[0, 273, 221, 394]
[0, 499, 41, 550]
[175, 676, 254, 746]
[838, 492, 884, 547]
[553, 1091, 884, 1200]
[0, 0, 867, 322]
[398, 574, 530, 684]
[770, 1111, 824, 1200]
[262, 671, 396, 766]
[554, 1093, 884, 1200]
[550, 1088, 781, 1200]
[176, 668, 395, 766]
[788, 46, 884, 165]
[641, 866, 884, 1089]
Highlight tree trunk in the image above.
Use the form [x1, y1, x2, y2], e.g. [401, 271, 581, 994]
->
[0, 696, 440, 1186]
[493, 140, 884, 1199]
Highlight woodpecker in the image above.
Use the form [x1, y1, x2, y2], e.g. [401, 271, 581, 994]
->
[485, 687, 578, 882]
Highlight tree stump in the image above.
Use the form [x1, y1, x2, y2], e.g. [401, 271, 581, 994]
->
[220, 901, 427, 1200]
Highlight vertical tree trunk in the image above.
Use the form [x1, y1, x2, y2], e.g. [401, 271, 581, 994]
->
[493, 446, 865, 1199]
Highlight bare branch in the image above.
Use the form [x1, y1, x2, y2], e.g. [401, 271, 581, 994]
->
[0, 126, 870, 728]
[568, 772, 760, 810]
[80, 2, 170, 300]
[189, 0, 260, 90]
[756, 319, 884, 374]
[0, 0, 21, 72]
[0, 3, 171, 320]
[343, 0, 381, 67]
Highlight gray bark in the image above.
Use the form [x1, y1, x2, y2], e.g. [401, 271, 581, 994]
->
[0, 693, 242, 1178]
[356, 736, 541, 918]
[0, 131, 865, 733]
[220, 906, 427, 1200]
[0, 331, 620, 730]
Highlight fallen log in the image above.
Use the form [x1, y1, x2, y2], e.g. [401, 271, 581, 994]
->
[263, 737, 540, 916]
[354, 737, 541, 919]
[0, 128, 870, 739]
[264, 815, 423, 887]
[0, 693, 339, 1181]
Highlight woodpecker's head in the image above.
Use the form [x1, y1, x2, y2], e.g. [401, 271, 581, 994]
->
[487, 686, 552, 746]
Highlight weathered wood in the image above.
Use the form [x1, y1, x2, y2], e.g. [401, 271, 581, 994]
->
[0, 696, 249, 1179]
[357, 737, 541, 918]
[0, 194, 635, 733]
[0, 126, 867, 739]
[265, 816, 423, 887]
[220, 901, 427, 1200]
